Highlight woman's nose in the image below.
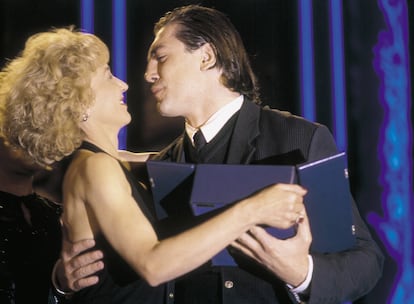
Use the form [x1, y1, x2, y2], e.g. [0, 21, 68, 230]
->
[118, 78, 128, 91]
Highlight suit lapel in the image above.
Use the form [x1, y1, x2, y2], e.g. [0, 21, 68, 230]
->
[159, 99, 262, 164]
[172, 135, 186, 162]
[226, 99, 261, 164]
[156, 134, 186, 162]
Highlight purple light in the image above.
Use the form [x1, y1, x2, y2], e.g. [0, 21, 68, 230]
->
[112, 0, 127, 149]
[328, 0, 347, 152]
[80, 0, 94, 33]
[368, 0, 414, 302]
[298, 0, 316, 121]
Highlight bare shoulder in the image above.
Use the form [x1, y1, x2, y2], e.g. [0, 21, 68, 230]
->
[63, 152, 122, 239]
[65, 151, 127, 192]
[81, 151, 124, 180]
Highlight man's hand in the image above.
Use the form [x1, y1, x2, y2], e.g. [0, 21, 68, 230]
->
[54, 238, 104, 292]
[231, 213, 312, 287]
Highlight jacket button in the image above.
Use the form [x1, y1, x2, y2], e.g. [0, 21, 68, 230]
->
[224, 280, 234, 288]
[168, 292, 174, 298]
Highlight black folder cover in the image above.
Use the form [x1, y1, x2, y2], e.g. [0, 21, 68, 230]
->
[146, 152, 356, 265]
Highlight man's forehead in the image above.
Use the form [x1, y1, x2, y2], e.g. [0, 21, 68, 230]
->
[147, 24, 181, 58]
[147, 41, 164, 61]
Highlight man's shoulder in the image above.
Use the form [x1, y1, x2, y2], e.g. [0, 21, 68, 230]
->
[259, 105, 321, 130]
[241, 99, 318, 127]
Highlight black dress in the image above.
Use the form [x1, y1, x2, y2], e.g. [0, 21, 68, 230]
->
[69, 142, 165, 304]
[0, 191, 62, 304]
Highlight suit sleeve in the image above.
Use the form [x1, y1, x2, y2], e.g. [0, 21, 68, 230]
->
[306, 124, 339, 159]
[306, 125, 384, 303]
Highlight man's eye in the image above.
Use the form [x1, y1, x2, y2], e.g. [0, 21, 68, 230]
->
[157, 55, 166, 62]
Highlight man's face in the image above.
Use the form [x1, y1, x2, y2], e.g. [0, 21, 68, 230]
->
[145, 24, 206, 119]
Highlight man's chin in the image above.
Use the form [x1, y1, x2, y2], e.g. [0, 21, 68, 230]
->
[156, 101, 182, 118]
[156, 102, 171, 117]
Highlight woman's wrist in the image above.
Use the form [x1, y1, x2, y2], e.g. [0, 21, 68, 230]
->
[236, 195, 258, 229]
[51, 258, 75, 297]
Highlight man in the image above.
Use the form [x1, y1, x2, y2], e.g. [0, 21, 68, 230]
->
[143, 4, 383, 304]
[58, 4, 383, 303]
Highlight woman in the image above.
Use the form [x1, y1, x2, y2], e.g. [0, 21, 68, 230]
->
[0, 27, 307, 303]
[0, 52, 100, 303]
[0, 136, 63, 303]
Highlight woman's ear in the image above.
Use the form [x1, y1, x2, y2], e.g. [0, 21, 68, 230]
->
[200, 43, 217, 71]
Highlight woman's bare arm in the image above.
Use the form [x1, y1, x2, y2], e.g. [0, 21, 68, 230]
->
[118, 150, 158, 162]
[63, 153, 306, 287]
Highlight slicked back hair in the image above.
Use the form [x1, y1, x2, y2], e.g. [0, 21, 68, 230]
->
[154, 5, 261, 103]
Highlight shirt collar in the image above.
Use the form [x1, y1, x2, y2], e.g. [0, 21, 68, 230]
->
[186, 95, 243, 145]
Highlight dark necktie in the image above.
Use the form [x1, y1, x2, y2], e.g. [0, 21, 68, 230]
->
[193, 129, 207, 151]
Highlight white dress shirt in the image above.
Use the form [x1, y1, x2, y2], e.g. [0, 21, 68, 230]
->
[185, 94, 313, 299]
[185, 95, 244, 146]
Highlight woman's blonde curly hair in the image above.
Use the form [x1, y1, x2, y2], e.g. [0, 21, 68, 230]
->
[0, 27, 109, 167]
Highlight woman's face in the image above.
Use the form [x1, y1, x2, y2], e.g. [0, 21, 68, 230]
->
[88, 64, 130, 128]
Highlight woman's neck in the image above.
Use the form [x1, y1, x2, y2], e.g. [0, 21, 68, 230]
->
[82, 133, 120, 159]
[80, 119, 125, 159]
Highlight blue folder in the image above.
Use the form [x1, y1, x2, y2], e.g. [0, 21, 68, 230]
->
[147, 161, 195, 220]
[146, 152, 356, 266]
[296, 153, 355, 253]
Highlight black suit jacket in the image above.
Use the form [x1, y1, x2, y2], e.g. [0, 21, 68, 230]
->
[155, 100, 384, 304]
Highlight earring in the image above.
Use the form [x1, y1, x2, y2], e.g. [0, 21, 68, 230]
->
[82, 113, 89, 122]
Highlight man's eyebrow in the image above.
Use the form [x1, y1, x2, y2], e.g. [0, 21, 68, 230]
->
[148, 44, 164, 59]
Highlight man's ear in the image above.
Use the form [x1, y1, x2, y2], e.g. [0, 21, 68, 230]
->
[200, 43, 217, 70]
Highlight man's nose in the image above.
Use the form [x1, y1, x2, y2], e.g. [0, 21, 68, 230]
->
[144, 64, 159, 83]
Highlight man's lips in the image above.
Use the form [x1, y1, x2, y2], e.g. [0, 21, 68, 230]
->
[151, 86, 163, 97]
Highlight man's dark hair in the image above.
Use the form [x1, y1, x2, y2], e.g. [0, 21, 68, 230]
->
[154, 4, 260, 103]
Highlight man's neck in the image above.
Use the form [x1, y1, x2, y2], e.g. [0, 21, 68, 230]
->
[185, 95, 243, 144]
[186, 91, 242, 128]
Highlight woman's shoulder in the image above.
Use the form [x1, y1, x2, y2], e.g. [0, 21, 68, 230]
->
[67, 150, 123, 184]
[64, 150, 130, 206]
